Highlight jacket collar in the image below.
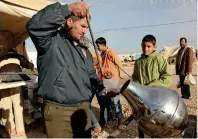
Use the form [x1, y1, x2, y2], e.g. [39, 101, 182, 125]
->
[141, 51, 157, 59]
[101, 47, 108, 56]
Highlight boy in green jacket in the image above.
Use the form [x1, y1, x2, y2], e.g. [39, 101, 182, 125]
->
[132, 34, 172, 138]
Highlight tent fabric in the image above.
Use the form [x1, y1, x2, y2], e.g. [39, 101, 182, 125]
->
[3, 0, 54, 11]
[16, 43, 29, 60]
[0, 0, 54, 52]
[159, 46, 181, 59]
[159, 45, 195, 59]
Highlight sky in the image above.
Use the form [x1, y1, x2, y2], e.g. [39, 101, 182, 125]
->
[26, 0, 197, 54]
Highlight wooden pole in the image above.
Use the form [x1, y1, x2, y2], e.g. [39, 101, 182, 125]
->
[81, 0, 103, 75]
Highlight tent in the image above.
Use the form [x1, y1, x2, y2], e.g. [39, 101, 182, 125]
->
[0, 0, 55, 57]
[159, 45, 195, 59]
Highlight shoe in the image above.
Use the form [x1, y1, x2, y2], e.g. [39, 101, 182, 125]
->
[181, 96, 189, 99]
[91, 126, 102, 137]
[0, 134, 9, 138]
[8, 129, 16, 136]
[92, 126, 101, 132]
[17, 131, 26, 136]
[11, 134, 27, 138]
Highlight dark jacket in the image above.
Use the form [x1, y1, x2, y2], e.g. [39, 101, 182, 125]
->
[176, 47, 194, 76]
[0, 52, 34, 72]
[27, 2, 104, 106]
[0, 51, 34, 82]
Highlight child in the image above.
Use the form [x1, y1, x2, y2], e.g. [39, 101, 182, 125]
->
[0, 48, 34, 138]
[132, 34, 172, 138]
[95, 37, 123, 128]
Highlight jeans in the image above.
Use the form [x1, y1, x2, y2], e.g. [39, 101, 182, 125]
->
[110, 95, 122, 119]
[90, 94, 100, 128]
[0, 87, 25, 134]
[89, 104, 100, 128]
[98, 79, 123, 125]
[180, 75, 191, 98]
[97, 95, 122, 125]
[97, 95, 110, 126]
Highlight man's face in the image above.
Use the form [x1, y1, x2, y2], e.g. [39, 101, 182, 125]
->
[67, 18, 88, 42]
[96, 44, 105, 52]
[180, 39, 187, 47]
[141, 41, 155, 56]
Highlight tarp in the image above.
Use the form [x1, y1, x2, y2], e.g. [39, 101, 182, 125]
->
[0, 0, 54, 55]
[159, 45, 195, 59]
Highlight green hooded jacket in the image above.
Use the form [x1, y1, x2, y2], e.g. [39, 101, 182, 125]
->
[132, 51, 172, 87]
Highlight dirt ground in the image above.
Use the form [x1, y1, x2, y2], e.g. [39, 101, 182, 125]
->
[1, 62, 197, 138]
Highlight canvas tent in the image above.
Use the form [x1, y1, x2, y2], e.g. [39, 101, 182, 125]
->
[0, 0, 55, 57]
[159, 45, 195, 59]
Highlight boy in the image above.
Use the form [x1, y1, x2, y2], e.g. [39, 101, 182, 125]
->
[0, 48, 34, 137]
[95, 37, 123, 128]
[132, 34, 172, 138]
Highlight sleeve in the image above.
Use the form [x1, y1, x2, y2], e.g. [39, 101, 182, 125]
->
[186, 48, 194, 74]
[26, 2, 71, 55]
[87, 51, 105, 94]
[147, 55, 172, 87]
[18, 56, 34, 69]
[109, 50, 122, 68]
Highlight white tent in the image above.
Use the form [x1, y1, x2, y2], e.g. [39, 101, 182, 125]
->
[159, 45, 195, 59]
[0, 0, 55, 56]
[0, 0, 56, 89]
[27, 51, 37, 68]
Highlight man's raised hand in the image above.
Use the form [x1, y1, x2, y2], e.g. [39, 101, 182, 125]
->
[68, 2, 91, 18]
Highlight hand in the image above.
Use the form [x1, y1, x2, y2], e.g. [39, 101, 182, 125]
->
[100, 88, 120, 97]
[68, 2, 91, 18]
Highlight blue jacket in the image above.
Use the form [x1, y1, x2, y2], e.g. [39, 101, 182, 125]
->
[27, 2, 104, 106]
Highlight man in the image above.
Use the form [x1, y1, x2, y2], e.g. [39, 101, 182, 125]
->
[0, 48, 34, 137]
[27, 2, 117, 138]
[95, 37, 123, 128]
[176, 37, 194, 99]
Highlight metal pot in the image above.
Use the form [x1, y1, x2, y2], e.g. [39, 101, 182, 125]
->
[120, 80, 188, 137]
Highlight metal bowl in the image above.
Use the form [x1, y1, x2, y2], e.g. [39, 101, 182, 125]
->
[120, 80, 188, 137]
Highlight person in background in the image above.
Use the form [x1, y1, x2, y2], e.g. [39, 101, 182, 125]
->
[0, 47, 34, 138]
[79, 37, 102, 136]
[96, 37, 123, 128]
[176, 37, 194, 99]
[132, 34, 172, 138]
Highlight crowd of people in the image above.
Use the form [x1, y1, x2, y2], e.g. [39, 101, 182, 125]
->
[0, 1, 195, 138]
